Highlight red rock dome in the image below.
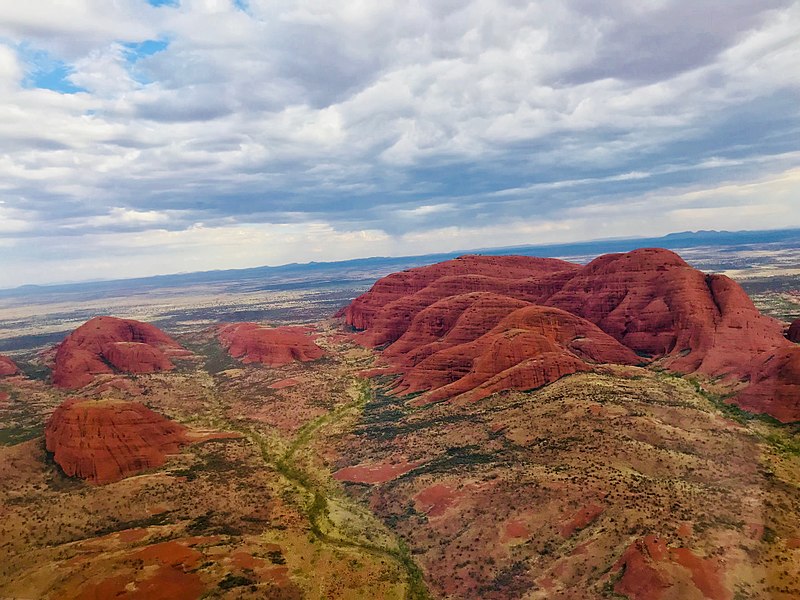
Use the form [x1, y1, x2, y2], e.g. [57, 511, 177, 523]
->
[52, 316, 190, 389]
[393, 305, 641, 404]
[734, 346, 800, 423]
[0, 355, 19, 376]
[343, 248, 800, 421]
[217, 322, 324, 366]
[45, 398, 188, 484]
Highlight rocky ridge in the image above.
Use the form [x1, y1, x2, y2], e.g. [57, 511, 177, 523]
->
[344, 248, 800, 420]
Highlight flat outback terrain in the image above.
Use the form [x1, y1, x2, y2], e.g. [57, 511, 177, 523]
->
[1, 235, 799, 600]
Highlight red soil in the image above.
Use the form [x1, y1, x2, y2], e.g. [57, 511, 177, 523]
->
[270, 377, 301, 389]
[333, 459, 423, 484]
[52, 316, 190, 389]
[559, 503, 604, 537]
[74, 538, 210, 600]
[0, 354, 19, 376]
[230, 551, 267, 570]
[45, 398, 189, 484]
[503, 519, 530, 541]
[613, 535, 730, 600]
[134, 539, 203, 568]
[414, 484, 460, 517]
[116, 528, 149, 543]
[217, 322, 324, 366]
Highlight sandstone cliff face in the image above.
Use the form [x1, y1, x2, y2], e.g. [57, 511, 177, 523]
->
[45, 398, 188, 484]
[734, 346, 800, 423]
[52, 316, 190, 389]
[217, 323, 324, 366]
[546, 248, 786, 379]
[393, 305, 641, 403]
[0, 355, 19, 376]
[343, 248, 800, 420]
[341, 254, 579, 336]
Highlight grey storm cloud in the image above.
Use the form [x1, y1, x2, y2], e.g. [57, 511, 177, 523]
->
[0, 0, 798, 287]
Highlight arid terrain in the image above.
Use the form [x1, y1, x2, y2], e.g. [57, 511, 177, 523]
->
[1, 239, 799, 600]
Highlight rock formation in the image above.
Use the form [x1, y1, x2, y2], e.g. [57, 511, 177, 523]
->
[217, 323, 324, 366]
[788, 318, 800, 343]
[0, 355, 19, 376]
[343, 248, 800, 420]
[52, 316, 190, 389]
[734, 346, 800, 423]
[342, 255, 578, 347]
[393, 305, 641, 404]
[545, 248, 785, 379]
[45, 398, 189, 484]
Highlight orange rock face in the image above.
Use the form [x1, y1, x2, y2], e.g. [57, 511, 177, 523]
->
[546, 248, 786, 379]
[0, 354, 19, 376]
[612, 535, 730, 600]
[217, 322, 324, 366]
[343, 249, 800, 420]
[341, 254, 579, 345]
[394, 305, 641, 404]
[52, 316, 190, 389]
[734, 346, 800, 423]
[45, 398, 188, 484]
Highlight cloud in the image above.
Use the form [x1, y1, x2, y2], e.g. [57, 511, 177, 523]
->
[0, 0, 798, 286]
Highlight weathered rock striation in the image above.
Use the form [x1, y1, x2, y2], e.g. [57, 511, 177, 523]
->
[342, 255, 579, 348]
[545, 248, 785, 378]
[393, 305, 641, 404]
[52, 316, 190, 389]
[217, 322, 324, 366]
[734, 346, 800, 423]
[45, 398, 188, 484]
[343, 249, 800, 420]
[0, 355, 19, 376]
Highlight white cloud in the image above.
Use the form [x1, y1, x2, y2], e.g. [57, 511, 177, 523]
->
[0, 0, 798, 286]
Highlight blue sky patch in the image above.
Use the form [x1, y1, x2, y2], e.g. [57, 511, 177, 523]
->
[123, 39, 169, 63]
[146, 0, 179, 7]
[123, 39, 170, 84]
[19, 45, 85, 94]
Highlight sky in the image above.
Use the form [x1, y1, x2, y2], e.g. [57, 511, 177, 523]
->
[0, 0, 799, 288]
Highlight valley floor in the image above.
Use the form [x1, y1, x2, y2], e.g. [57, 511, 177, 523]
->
[1, 322, 799, 599]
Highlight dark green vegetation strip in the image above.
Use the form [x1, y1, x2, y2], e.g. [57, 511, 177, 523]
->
[681, 375, 800, 455]
[0, 425, 42, 446]
[230, 379, 431, 600]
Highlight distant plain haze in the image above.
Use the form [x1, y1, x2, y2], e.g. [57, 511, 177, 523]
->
[1, 1, 799, 287]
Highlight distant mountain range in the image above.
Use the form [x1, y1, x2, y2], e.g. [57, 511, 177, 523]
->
[2, 227, 798, 298]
